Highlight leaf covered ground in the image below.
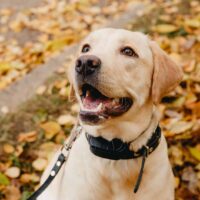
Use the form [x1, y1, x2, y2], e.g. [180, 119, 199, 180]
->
[0, 0, 200, 200]
[0, 0, 132, 90]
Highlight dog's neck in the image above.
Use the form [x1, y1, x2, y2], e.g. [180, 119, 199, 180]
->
[82, 102, 160, 152]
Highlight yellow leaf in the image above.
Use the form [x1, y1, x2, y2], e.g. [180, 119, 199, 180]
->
[174, 177, 180, 189]
[0, 172, 10, 186]
[41, 121, 61, 139]
[171, 96, 186, 108]
[188, 147, 200, 161]
[0, 62, 10, 74]
[45, 37, 75, 52]
[153, 24, 178, 33]
[185, 19, 200, 28]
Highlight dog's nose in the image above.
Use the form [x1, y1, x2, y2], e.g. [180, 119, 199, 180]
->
[75, 55, 101, 76]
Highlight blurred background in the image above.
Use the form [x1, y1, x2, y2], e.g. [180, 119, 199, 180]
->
[0, 0, 199, 199]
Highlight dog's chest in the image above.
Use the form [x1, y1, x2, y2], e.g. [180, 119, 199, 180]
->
[65, 134, 141, 194]
[58, 133, 173, 200]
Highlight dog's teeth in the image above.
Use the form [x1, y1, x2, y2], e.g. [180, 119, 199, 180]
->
[86, 90, 90, 97]
[113, 98, 120, 104]
[97, 103, 103, 110]
[99, 116, 105, 119]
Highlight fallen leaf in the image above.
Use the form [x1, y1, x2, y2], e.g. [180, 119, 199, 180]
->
[3, 143, 15, 154]
[45, 37, 75, 52]
[70, 104, 79, 113]
[15, 145, 24, 156]
[20, 173, 40, 184]
[5, 167, 20, 178]
[38, 142, 59, 161]
[169, 146, 183, 166]
[169, 121, 194, 134]
[153, 24, 178, 33]
[174, 176, 180, 189]
[182, 167, 199, 194]
[57, 114, 76, 126]
[32, 158, 48, 171]
[171, 96, 186, 108]
[188, 147, 200, 161]
[0, 106, 9, 114]
[18, 131, 37, 143]
[5, 185, 21, 200]
[0, 172, 10, 186]
[36, 85, 47, 95]
[188, 102, 200, 118]
[41, 121, 61, 139]
[0, 62, 10, 74]
[185, 19, 200, 28]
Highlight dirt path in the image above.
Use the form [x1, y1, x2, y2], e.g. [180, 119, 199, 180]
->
[0, 0, 43, 10]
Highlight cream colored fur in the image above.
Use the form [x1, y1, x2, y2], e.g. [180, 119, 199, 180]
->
[38, 28, 183, 200]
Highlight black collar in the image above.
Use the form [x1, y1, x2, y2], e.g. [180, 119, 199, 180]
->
[86, 126, 161, 160]
[86, 126, 161, 193]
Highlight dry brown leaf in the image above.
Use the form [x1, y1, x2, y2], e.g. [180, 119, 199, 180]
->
[20, 173, 40, 184]
[3, 144, 15, 154]
[15, 145, 24, 156]
[188, 102, 200, 118]
[5, 185, 21, 200]
[20, 173, 32, 183]
[169, 146, 183, 166]
[17, 131, 37, 143]
[169, 121, 194, 134]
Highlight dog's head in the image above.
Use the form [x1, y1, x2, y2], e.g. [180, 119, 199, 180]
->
[68, 28, 183, 130]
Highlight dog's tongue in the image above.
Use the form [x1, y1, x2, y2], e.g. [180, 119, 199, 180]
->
[82, 95, 112, 110]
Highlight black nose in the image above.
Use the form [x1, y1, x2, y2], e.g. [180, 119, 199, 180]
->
[75, 55, 101, 76]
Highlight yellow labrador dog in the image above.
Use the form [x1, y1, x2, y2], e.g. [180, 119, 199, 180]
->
[38, 28, 183, 200]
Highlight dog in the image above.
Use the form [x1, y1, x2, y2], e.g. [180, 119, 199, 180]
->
[38, 28, 183, 200]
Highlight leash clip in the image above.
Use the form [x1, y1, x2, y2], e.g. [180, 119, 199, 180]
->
[61, 125, 82, 158]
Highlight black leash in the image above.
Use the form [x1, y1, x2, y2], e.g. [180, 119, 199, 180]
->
[27, 154, 66, 200]
[86, 126, 161, 193]
[27, 125, 82, 200]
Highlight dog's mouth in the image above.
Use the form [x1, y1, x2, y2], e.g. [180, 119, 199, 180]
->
[79, 84, 133, 124]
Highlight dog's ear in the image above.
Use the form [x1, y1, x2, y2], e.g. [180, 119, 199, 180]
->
[150, 41, 183, 104]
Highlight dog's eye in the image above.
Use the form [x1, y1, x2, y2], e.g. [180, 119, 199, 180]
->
[82, 44, 90, 53]
[121, 47, 138, 57]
